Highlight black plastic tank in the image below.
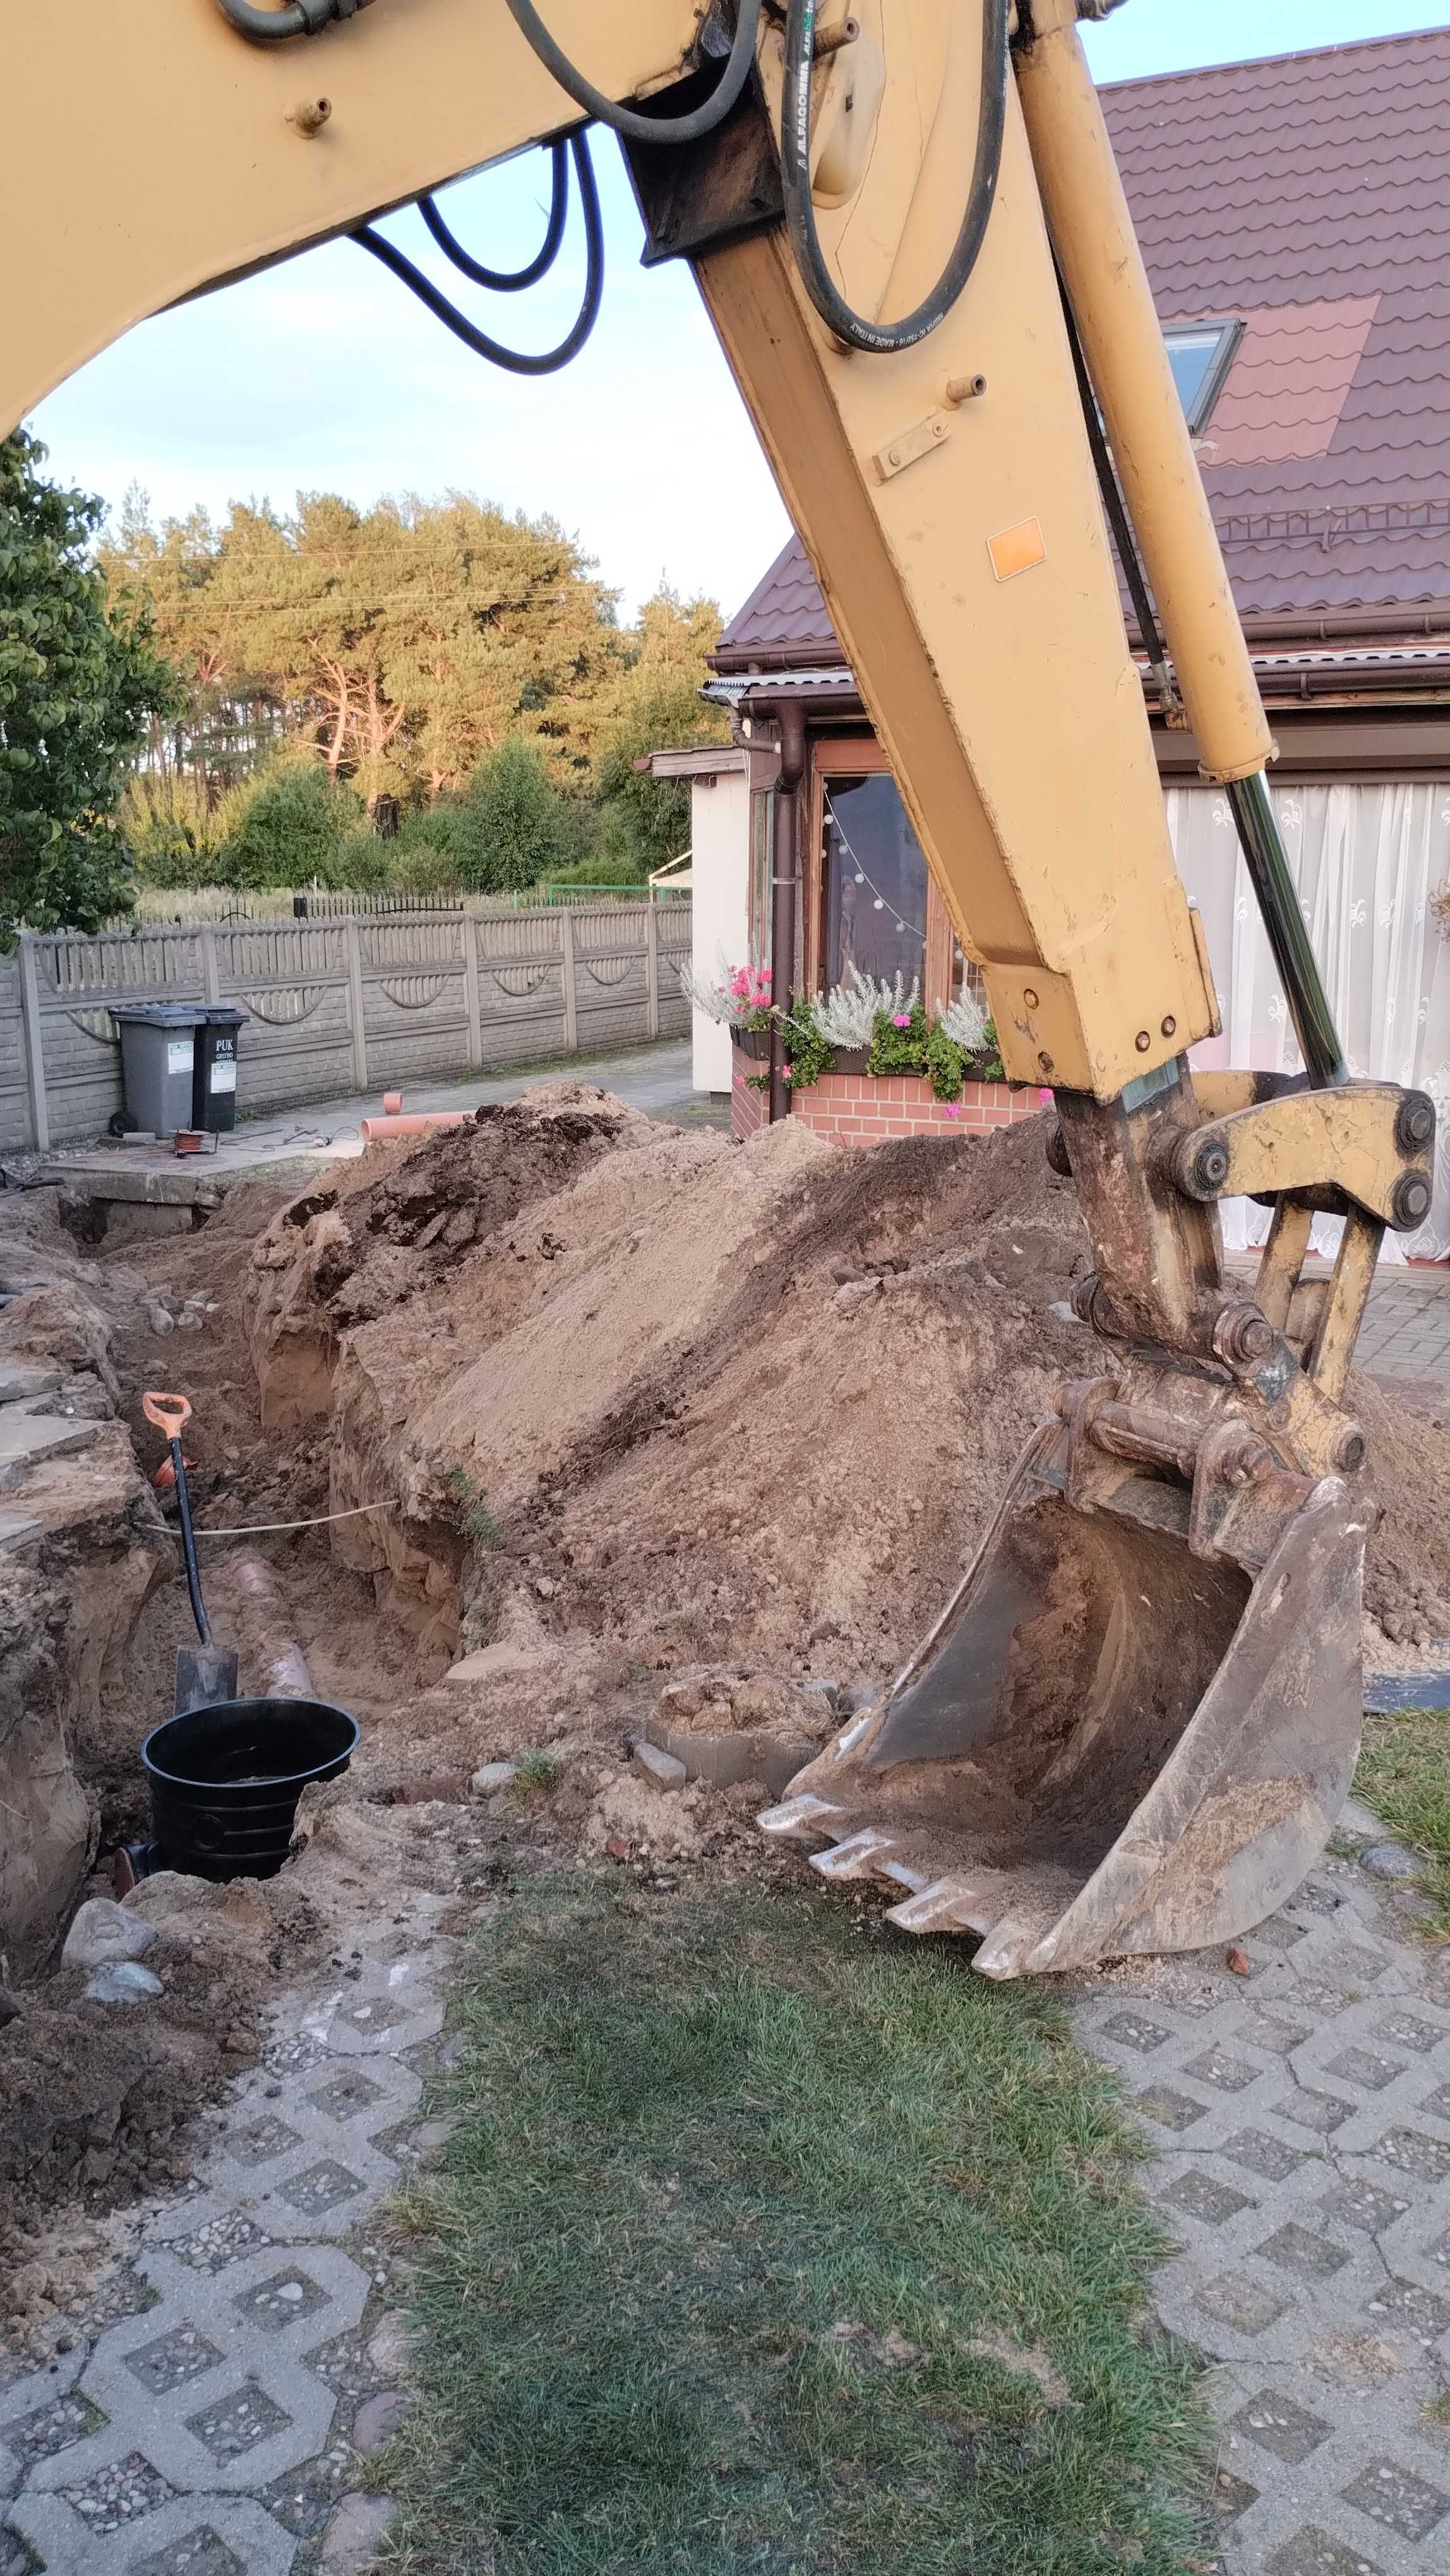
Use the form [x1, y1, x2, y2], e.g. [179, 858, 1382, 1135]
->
[141, 1697, 359, 1881]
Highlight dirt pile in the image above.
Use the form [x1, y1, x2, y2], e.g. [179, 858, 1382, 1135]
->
[244, 1089, 644, 1430]
[242, 1102, 1088, 1712]
[245, 1097, 1450, 1719]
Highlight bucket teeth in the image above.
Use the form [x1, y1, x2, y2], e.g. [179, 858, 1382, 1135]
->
[756, 1792, 844, 1843]
[884, 1877, 990, 1935]
[808, 1828, 899, 1883]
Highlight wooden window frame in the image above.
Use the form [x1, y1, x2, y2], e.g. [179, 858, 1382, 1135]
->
[805, 732, 955, 1009]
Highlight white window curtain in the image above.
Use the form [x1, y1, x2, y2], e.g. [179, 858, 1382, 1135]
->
[1166, 782, 1450, 1262]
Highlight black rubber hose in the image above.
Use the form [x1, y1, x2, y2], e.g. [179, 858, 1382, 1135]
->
[501, 0, 762, 145]
[419, 138, 570, 293]
[354, 130, 603, 375]
[213, 0, 375, 40]
[781, 0, 1009, 354]
[171, 1441, 213, 1648]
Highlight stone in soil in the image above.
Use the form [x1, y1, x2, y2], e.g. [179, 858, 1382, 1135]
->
[320, 2490, 398, 2574]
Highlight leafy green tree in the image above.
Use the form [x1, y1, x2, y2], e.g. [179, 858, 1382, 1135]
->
[591, 590, 730, 878]
[1, 431, 178, 939]
[447, 738, 593, 892]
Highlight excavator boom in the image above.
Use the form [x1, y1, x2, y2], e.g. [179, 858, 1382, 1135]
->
[4, 0, 1431, 1970]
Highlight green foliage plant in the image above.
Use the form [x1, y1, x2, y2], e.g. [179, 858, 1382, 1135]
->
[1, 430, 179, 939]
[777, 995, 835, 1092]
[218, 753, 362, 890]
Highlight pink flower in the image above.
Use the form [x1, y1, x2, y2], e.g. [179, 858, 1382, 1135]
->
[892, 1012, 911, 1029]
[782, 1062, 794, 1083]
[943, 1104, 962, 1119]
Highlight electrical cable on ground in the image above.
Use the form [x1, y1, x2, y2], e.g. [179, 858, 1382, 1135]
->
[354, 129, 603, 374]
[163, 1499, 403, 1539]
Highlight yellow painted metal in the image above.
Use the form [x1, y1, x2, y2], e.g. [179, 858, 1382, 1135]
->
[1016, 1, 1274, 786]
[697, 8, 1219, 1097]
[1, 0, 702, 434]
[3, 0, 1243, 1097]
[1181, 1085, 1423, 1229]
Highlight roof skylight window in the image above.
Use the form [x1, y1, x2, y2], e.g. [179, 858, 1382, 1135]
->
[1163, 318, 1243, 433]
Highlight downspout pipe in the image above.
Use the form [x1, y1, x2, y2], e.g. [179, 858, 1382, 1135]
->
[769, 704, 808, 1126]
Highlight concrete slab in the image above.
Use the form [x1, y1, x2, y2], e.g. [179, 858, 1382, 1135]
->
[0, 1365, 63, 1407]
[0, 1414, 102, 1471]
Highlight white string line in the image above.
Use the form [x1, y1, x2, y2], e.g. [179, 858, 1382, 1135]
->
[821, 789, 927, 944]
[162, 1499, 402, 1539]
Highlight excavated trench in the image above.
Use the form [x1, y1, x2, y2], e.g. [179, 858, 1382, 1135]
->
[5, 1085, 1450, 2344]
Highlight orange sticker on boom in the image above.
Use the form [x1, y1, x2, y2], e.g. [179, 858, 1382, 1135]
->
[988, 517, 1047, 581]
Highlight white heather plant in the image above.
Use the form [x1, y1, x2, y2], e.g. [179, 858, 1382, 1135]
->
[935, 986, 990, 1052]
[810, 966, 920, 1046]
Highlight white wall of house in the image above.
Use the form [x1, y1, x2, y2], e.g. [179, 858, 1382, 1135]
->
[689, 768, 751, 1090]
[1171, 778, 1450, 1259]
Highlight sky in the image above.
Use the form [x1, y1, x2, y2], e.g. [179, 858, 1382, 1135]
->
[27, 3, 1450, 624]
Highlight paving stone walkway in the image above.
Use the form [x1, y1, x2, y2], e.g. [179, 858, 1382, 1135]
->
[4, 1825, 1448, 2574]
[0, 1890, 458, 2576]
[1074, 1815, 1450, 2575]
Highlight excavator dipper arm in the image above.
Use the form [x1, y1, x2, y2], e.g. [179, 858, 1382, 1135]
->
[3, 0, 1428, 1969]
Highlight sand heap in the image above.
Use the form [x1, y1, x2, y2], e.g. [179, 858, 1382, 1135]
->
[243, 1094, 1450, 1700]
[246, 1099, 1094, 1685]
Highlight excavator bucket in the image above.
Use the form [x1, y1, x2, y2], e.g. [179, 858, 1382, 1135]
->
[760, 1422, 1367, 1978]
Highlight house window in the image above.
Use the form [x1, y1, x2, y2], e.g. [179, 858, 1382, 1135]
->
[1163, 318, 1243, 434]
[806, 737, 958, 1011]
[822, 772, 930, 992]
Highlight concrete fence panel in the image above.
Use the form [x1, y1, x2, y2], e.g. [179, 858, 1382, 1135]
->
[0, 901, 692, 1153]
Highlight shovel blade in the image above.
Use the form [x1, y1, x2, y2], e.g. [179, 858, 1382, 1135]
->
[766, 1431, 1366, 1977]
[174, 1646, 239, 1714]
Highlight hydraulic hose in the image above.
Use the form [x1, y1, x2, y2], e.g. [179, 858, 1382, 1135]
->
[354, 129, 604, 375]
[213, 0, 376, 40]
[501, 0, 763, 146]
[420, 138, 570, 292]
[781, 0, 1009, 353]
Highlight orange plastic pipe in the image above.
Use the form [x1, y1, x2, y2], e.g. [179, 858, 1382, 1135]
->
[358, 1111, 470, 1142]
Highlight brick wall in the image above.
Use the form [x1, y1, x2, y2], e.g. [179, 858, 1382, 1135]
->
[730, 1049, 1050, 1145]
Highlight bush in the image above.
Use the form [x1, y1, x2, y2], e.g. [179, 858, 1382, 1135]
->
[218, 759, 361, 888]
[448, 738, 595, 892]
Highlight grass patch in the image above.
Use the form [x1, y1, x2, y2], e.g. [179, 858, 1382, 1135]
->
[510, 1752, 560, 1800]
[1356, 1708, 1450, 1935]
[380, 1875, 1212, 2575]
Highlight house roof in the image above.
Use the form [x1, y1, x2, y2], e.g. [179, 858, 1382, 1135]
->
[714, 27, 1450, 671]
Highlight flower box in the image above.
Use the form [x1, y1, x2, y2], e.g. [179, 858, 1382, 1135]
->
[730, 1042, 1049, 1148]
[731, 1023, 772, 1061]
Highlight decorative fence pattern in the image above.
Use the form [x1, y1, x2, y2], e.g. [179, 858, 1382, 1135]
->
[0, 902, 692, 1152]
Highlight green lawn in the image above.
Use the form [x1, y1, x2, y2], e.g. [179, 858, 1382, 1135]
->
[1357, 1707, 1450, 1936]
[378, 1875, 1213, 2576]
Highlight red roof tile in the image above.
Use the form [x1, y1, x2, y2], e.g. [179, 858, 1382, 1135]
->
[716, 28, 1450, 665]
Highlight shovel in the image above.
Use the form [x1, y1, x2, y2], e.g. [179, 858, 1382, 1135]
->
[143, 1390, 239, 1713]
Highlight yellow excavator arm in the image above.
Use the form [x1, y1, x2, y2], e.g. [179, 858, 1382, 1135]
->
[5, 0, 1434, 1971]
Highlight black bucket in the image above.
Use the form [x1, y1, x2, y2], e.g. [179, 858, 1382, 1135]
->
[140, 1696, 359, 1883]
